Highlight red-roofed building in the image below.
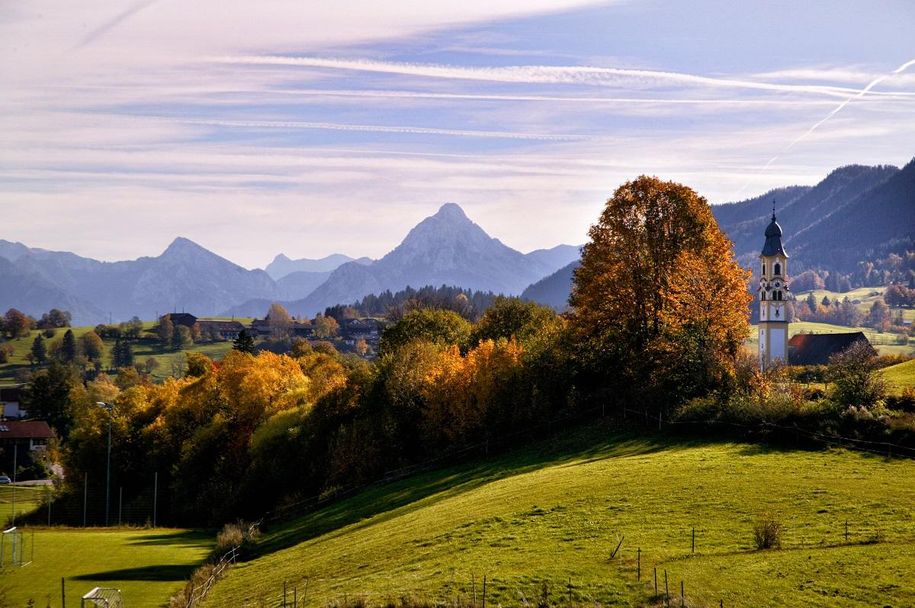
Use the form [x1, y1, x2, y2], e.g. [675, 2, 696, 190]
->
[0, 420, 55, 451]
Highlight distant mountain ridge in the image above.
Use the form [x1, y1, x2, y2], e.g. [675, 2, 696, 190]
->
[2, 205, 579, 324]
[227, 204, 581, 317]
[265, 253, 370, 280]
[521, 159, 915, 311]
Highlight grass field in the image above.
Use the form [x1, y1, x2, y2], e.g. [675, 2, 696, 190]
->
[881, 358, 915, 393]
[797, 286, 915, 322]
[0, 484, 45, 526]
[0, 322, 240, 385]
[204, 427, 915, 608]
[1, 528, 212, 608]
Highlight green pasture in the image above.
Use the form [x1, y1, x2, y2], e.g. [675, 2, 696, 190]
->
[882, 358, 915, 393]
[0, 320, 240, 385]
[204, 427, 915, 608]
[796, 286, 914, 322]
[0, 484, 45, 527]
[1, 527, 212, 608]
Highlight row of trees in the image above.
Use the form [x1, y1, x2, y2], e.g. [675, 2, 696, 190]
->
[1, 308, 71, 339]
[34, 177, 755, 526]
[30, 176, 907, 528]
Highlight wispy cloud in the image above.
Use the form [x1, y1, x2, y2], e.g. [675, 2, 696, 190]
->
[212, 55, 915, 99]
[172, 117, 587, 141]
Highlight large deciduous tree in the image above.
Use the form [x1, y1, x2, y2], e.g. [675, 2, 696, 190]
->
[569, 176, 750, 408]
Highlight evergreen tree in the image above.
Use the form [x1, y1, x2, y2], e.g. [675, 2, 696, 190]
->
[30, 334, 47, 364]
[60, 328, 78, 363]
[111, 337, 134, 368]
[233, 329, 256, 354]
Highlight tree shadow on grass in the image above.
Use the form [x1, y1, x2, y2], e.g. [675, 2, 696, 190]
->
[128, 529, 212, 548]
[73, 564, 196, 581]
[255, 422, 678, 557]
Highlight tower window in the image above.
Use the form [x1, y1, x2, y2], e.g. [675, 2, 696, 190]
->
[774, 291, 782, 301]
[762, 262, 766, 276]
[774, 262, 781, 276]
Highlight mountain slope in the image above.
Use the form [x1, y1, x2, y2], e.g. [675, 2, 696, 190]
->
[521, 260, 580, 311]
[265, 253, 364, 280]
[713, 163, 903, 270]
[0, 238, 277, 324]
[278, 204, 568, 316]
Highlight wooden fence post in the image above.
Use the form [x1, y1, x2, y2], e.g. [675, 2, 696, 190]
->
[653, 568, 658, 596]
[664, 570, 669, 608]
[482, 575, 487, 608]
[637, 548, 641, 581]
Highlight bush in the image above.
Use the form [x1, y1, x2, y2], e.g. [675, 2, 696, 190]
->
[215, 520, 260, 557]
[753, 515, 784, 549]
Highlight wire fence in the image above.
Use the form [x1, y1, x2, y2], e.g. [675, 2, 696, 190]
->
[226, 514, 904, 608]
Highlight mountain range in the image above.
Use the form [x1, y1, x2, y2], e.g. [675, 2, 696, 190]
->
[519, 159, 915, 311]
[0, 204, 579, 324]
[2, 160, 910, 323]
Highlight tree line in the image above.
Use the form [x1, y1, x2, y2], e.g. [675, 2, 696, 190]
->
[19, 176, 911, 528]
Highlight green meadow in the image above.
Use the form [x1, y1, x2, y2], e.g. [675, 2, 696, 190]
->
[204, 427, 915, 608]
[881, 358, 915, 393]
[0, 323, 241, 385]
[0, 484, 45, 527]
[1, 528, 213, 608]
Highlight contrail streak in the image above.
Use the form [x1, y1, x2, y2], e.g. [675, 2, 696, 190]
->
[174, 117, 587, 141]
[734, 57, 915, 199]
[74, 0, 160, 49]
[211, 55, 915, 100]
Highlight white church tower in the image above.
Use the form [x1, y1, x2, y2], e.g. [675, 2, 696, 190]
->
[758, 208, 790, 369]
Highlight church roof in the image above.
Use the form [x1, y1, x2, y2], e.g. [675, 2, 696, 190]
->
[761, 212, 788, 258]
[788, 332, 872, 366]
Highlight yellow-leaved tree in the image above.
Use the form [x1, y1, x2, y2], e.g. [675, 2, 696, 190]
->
[569, 176, 750, 408]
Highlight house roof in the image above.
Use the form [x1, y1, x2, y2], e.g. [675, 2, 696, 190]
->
[761, 212, 789, 258]
[197, 320, 245, 331]
[788, 332, 873, 366]
[0, 420, 55, 440]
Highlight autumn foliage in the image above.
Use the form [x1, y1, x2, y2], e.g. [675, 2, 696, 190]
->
[570, 176, 751, 407]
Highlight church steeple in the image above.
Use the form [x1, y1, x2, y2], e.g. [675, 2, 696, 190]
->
[758, 203, 790, 369]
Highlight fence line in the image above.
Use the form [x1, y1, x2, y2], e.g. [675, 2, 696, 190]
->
[186, 546, 238, 608]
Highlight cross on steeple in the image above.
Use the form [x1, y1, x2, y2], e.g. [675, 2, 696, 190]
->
[772, 200, 776, 221]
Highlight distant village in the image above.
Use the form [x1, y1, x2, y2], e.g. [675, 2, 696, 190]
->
[167, 312, 382, 355]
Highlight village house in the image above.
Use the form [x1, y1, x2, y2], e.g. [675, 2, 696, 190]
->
[196, 319, 246, 341]
[0, 420, 55, 452]
[0, 386, 25, 419]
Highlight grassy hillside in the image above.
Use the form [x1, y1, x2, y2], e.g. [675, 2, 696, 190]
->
[882, 358, 915, 393]
[797, 286, 914, 322]
[1, 527, 212, 607]
[204, 428, 915, 608]
[0, 321, 244, 386]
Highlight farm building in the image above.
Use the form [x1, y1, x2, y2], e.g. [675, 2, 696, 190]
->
[788, 332, 875, 366]
[0, 420, 55, 452]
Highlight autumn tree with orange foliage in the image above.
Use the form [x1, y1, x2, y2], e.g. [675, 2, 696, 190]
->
[570, 176, 750, 408]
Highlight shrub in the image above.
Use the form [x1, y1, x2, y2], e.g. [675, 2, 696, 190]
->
[215, 520, 260, 556]
[753, 515, 784, 550]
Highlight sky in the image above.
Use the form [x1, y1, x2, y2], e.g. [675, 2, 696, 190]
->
[1, 0, 914, 269]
